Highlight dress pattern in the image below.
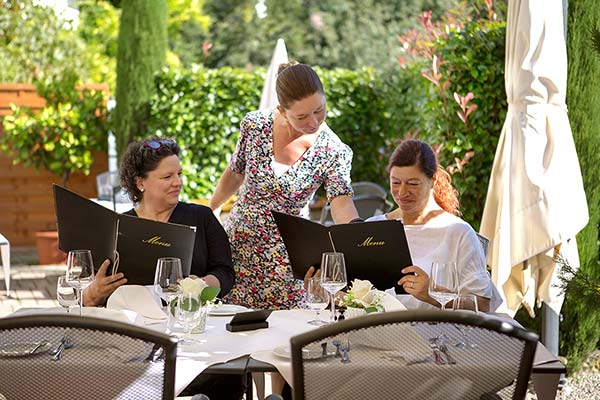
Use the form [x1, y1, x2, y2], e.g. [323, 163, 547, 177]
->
[223, 109, 353, 309]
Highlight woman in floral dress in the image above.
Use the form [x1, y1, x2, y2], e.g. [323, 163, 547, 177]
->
[209, 62, 359, 310]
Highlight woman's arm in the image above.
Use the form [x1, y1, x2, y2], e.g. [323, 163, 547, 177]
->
[82, 259, 127, 306]
[208, 167, 244, 211]
[329, 195, 360, 224]
[198, 208, 235, 296]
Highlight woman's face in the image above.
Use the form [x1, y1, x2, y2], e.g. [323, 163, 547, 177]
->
[136, 155, 183, 208]
[389, 165, 433, 215]
[281, 92, 327, 135]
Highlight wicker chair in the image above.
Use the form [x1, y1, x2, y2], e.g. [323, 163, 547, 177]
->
[290, 310, 538, 400]
[0, 314, 177, 399]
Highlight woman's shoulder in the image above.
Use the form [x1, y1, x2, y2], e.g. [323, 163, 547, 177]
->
[242, 109, 274, 128]
[172, 202, 214, 223]
[319, 123, 352, 155]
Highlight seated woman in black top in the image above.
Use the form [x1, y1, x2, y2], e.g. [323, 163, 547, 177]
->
[83, 137, 235, 306]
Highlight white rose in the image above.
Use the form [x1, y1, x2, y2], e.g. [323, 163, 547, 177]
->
[180, 277, 208, 297]
[350, 279, 373, 301]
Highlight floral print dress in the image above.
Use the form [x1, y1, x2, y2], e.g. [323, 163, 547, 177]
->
[223, 109, 354, 309]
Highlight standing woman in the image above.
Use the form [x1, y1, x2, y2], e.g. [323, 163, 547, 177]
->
[209, 62, 359, 310]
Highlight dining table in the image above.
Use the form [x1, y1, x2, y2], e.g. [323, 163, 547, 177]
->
[9, 292, 566, 400]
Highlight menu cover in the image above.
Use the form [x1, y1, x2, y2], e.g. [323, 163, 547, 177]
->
[53, 184, 196, 285]
[272, 211, 413, 294]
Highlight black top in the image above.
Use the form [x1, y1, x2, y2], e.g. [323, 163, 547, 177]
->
[124, 202, 235, 296]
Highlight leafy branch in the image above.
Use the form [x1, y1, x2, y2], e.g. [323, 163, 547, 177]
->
[556, 253, 600, 306]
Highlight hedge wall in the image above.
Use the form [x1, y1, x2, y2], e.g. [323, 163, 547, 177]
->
[146, 66, 412, 201]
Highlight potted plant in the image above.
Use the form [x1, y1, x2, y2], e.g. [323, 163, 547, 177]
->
[0, 70, 109, 264]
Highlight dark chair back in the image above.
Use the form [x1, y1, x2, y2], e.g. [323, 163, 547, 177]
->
[0, 314, 177, 399]
[290, 310, 538, 400]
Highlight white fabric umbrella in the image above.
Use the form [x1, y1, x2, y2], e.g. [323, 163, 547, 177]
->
[480, 0, 588, 317]
[259, 38, 288, 110]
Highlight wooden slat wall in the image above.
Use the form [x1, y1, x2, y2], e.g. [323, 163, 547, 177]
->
[0, 83, 109, 246]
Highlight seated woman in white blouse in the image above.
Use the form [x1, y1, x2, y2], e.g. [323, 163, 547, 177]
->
[366, 139, 501, 312]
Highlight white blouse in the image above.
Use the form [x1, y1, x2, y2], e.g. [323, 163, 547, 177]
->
[367, 212, 502, 311]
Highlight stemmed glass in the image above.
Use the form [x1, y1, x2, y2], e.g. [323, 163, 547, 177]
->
[320, 252, 347, 323]
[154, 257, 183, 329]
[305, 277, 329, 326]
[65, 250, 95, 316]
[56, 276, 77, 313]
[428, 261, 458, 310]
[453, 293, 479, 349]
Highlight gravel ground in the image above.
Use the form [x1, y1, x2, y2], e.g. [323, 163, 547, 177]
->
[556, 351, 600, 399]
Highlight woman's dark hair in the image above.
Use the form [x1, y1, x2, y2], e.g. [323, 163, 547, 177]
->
[119, 137, 180, 203]
[276, 61, 324, 109]
[387, 139, 460, 215]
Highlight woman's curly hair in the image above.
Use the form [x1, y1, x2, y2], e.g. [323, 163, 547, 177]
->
[119, 138, 180, 203]
[387, 139, 460, 215]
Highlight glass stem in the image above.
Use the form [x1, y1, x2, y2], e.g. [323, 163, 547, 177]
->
[78, 288, 83, 316]
[330, 293, 336, 322]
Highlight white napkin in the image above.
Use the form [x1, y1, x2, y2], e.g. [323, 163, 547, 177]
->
[107, 285, 167, 320]
[382, 292, 407, 312]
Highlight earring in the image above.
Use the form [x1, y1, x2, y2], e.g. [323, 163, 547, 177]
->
[140, 188, 145, 192]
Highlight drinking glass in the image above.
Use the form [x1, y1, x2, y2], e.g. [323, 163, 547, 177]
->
[320, 252, 347, 323]
[56, 276, 77, 313]
[175, 292, 201, 345]
[305, 277, 329, 326]
[154, 257, 183, 329]
[453, 293, 479, 349]
[65, 250, 95, 316]
[428, 261, 458, 310]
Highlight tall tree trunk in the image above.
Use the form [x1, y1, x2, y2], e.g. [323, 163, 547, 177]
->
[114, 0, 167, 158]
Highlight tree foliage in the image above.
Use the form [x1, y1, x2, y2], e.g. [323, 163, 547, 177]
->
[200, 0, 458, 69]
[113, 0, 167, 156]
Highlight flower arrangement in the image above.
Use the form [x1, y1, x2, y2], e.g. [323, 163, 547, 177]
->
[170, 277, 220, 314]
[340, 279, 385, 313]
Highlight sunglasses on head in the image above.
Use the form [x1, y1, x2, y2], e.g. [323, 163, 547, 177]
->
[142, 139, 175, 150]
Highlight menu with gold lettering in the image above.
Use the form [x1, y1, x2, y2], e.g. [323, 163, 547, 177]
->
[272, 211, 413, 293]
[53, 185, 195, 285]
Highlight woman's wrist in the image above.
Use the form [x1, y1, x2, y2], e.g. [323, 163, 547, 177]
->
[349, 217, 364, 224]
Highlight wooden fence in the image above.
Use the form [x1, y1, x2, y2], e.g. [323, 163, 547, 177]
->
[0, 83, 108, 247]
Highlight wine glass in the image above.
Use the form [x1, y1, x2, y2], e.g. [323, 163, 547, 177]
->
[56, 276, 77, 313]
[154, 257, 183, 329]
[428, 261, 458, 310]
[320, 252, 347, 323]
[65, 250, 95, 316]
[305, 277, 329, 326]
[175, 292, 201, 345]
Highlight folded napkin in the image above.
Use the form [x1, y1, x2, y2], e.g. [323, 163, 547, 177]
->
[381, 291, 407, 312]
[107, 285, 167, 320]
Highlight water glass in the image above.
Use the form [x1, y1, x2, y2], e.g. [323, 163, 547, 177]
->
[305, 277, 329, 326]
[65, 250, 95, 316]
[428, 261, 458, 310]
[56, 276, 77, 313]
[320, 252, 347, 323]
[453, 293, 479, 349]
[175, 292, 202, 344]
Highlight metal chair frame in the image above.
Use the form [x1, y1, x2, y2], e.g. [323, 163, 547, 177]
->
[290, 310, 538, 400]
[0, 314, 177, 399]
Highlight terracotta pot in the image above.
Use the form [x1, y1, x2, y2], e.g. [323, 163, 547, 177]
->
[35, 231, 67, 265]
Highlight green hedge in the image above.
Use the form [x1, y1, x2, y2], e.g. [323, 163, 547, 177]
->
[146, 66, 412, 200]
[414, 20, 507, 228]
[559, 0, 600, 373]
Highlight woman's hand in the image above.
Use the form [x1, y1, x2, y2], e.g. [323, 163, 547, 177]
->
[303, 266, 320, 289]
[82, 259, 127, 307]
[398, 265, 437, 305]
